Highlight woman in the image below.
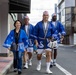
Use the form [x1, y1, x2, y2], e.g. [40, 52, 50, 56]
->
[3, 20, 28, 74]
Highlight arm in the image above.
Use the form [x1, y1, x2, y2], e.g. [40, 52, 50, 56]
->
[59, 22, 66, 36]
[59, 22, 66, 43]
[3, 30, 13, 49]
[33, 23, 39, 47]
[30, 25, 35, 39]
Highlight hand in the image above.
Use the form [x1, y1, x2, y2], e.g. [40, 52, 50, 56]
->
[35, 40, 38, 47]
[8, 48, 11, 50]
[51, 37, 54, 42]
[60, 38, 63, 43]
[61, 36, 64, 39]
[60, 36, 64, 43]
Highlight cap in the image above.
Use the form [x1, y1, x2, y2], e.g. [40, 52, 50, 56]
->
[52, 13, 57, 17]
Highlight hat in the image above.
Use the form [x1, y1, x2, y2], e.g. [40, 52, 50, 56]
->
[52, 13, 57, 17]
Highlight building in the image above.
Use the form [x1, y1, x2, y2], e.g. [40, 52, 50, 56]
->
[0, 0, 31, 56]
[58, 0, 76, 45]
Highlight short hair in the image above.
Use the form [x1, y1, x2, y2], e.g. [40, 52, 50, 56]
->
[14, 20, 22, 27]
[43, 11, 49, 15]
[24, 16, 29, 19]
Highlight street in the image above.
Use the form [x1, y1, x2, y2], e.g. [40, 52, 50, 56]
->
[7, 46, 76, 75]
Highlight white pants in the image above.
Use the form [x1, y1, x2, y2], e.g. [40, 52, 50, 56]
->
[27, 47, 33, 53]
[37, 48, 52, 54]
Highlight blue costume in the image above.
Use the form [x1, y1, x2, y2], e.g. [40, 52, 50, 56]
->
[33, 21, 53, 49]
[21, 24, 34, 48]
[3, 29, 28, 70]
[3, 29, 28, 50]
[50, 21, 66, 43]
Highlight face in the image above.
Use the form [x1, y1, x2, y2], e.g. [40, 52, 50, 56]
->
[24, 18, 29, 25]
[15, 21, 21, 29]
[52, 16, 57, 21]
[43, 14, 49, 22]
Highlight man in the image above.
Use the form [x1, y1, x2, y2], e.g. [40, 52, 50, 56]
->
[21, 16, 34, 69]
[33, 11, 53, 74]
[50, 13, 66, 67]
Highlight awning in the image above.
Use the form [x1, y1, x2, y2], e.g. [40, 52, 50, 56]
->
[9, 0, 31, 13]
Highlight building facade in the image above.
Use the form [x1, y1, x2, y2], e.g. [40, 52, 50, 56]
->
[0, 0, 31, 56]
[58, 0, 76, 45]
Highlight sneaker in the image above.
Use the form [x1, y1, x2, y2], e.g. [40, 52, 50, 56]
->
[18, 71, 22, 75]
[46, 69, 53, 74]
[28, 60, 32, 66]
[36, 64, 41, 71]
[53, 62, 56, 66]
[14, 68, 17, 72]
[50, 61, 53, 68]
[23, 63, 28, 69]
[23, 63, 25, 65]
[50, 64, 53, 68]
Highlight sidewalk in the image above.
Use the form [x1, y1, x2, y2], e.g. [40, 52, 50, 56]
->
[0, 57, 13, 75]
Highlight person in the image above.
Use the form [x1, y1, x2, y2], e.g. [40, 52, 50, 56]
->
[33, 11, 53, 74]
[50, 13, 66, 67]
[3, 20, 28, 75]
[21, 16, 34, 69]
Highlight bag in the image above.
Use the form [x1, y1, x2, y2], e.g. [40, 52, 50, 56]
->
[11, 43, 18, 51]
[48, 40, 58, 48]
[48, 41, 53, 48]
[10, 29, 20, 51]
[53, 41, 58, 48]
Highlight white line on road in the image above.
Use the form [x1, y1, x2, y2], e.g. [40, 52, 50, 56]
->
[56, 63, 72, 75]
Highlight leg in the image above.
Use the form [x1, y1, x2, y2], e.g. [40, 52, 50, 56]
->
[46, 50, 51, 62]
[53, 48, 57, 66]
[27, 48, 33, 66]
[50, 49, 53, 67]
[23, 50, 28, 63]
[54, 49, 57, 59]
[17, 51, 22, 74]
[13, 51, 17, 72]
[28, 52, 32, 59]
[28, 52, 32, 66]
[36, 49, 43, 71]
[23, 50, 28, 69]
[46, 49, 52, 74]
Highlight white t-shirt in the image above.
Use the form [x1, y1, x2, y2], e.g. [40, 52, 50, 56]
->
[25, 25, 29, 34]
[44, 22, 48, 30]
[52, 21, 56, 27]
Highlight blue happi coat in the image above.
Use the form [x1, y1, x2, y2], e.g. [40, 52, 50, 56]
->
[21, 24, 34, 47]
[3, 29, 28, 52]
[50, 21, 66, 43]
[33, 21, 53, 49]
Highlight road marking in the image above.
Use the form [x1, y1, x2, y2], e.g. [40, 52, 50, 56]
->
[56, 63, 72, 75]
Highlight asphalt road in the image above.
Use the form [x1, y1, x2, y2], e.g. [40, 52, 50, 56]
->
[7, 46, 76, 75]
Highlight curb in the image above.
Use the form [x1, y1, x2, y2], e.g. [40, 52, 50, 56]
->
[0, 60, 13, 75]
[59, 44, 76, 47]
